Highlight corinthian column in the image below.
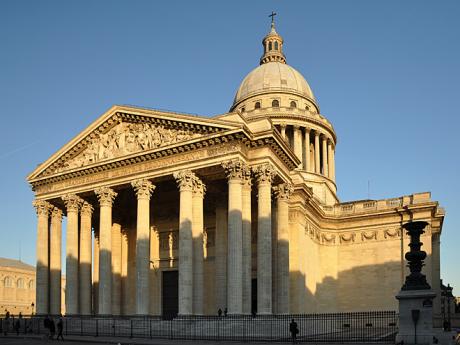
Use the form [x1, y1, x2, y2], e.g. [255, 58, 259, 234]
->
[280, 123, 287, 141]
[33, 200, 52, 315]
[49, 207, 62, 315]
[94, 187, 117, 315]
[304, 128, 311, 172]
[79, 202, 93, 315]
[131, 179, 155, 315]
[242, 167, 252, 314]
[173, 171, 195, 316]
[254, 163, 276, 315]
[111, 222, 122, 315]
[192, 177, 205, 315]
[322, 135, 328, 177]
[215, 197, 228, 312]
[222, 160, 245, 315]
[62, 194, 83, 315]
[314, 131, 320, 174]
[293, 125, 302, 166]
[273, 183, 293, 314]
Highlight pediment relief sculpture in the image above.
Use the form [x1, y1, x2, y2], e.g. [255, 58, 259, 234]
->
[54, 122, 203, 173]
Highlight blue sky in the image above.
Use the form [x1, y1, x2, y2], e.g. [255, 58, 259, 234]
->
[0, 1, 459, 293]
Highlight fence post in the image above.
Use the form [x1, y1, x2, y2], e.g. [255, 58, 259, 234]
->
[130, 319, 133, 338]
[169, 319, 172, 340]
[95, 318, 98, 337]
[81, 317, 83, 336]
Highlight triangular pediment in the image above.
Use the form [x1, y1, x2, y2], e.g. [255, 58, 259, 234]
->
[28, 105, 243, 181]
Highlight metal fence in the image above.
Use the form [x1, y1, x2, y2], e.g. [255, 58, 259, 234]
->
[0, 311, 398, 343]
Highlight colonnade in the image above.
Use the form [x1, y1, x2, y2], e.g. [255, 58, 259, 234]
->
[279, 124, 335, 180]
[32, 161, 293, 316]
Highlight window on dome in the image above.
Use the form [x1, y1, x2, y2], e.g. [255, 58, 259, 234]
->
[17, 278, 24, 289]
[290, 101, 297, 108]
[272, 100, 279, 108]
[255, 102, 261, 109]
[269, 42, 272, 51]
[29, 280, 35, 289]
[274, 41, 279, 50]
[4, 276, 12, 288]
[305, 105, 310, 111]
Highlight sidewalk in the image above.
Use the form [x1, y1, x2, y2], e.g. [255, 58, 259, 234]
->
[1, 333, 392, 345]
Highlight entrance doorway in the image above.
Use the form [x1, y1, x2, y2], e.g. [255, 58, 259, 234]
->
[162, 270, 178, 320]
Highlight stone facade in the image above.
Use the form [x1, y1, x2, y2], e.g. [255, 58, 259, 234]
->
[0, 258, 65, 315]
[27, 22, 445, 317]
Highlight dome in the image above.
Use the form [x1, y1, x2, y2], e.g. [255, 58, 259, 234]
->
[231, 62, 316, 110]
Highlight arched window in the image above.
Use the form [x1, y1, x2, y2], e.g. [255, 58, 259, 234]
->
[272, 99, 279, 107]
[274, 41, 279, 50]
[29, 280, 35, 289]
[305, 105, 310, 111]
[255, 102, 261, 109]
[17, 278, 24, 289]
[269, 42, 272, 51]
[4, 276, 12, 288]
[290, 101, 297, 108]
[240, 107, 245, 113]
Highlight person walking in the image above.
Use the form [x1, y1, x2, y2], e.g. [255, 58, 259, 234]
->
[49, 318, 56, 339]
[289, 319, 299, 344]
[56, 318, 64, 341]
[14, 318, 20, 335]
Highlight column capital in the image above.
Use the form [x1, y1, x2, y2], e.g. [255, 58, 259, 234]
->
[51, 207, 63, 220]
[94, 187, 117, 207]
[192, 177, 206, 198]
[293, 125, 300, 130]
[305, 127, 311, 134]
[80, 202, 94, 216]
[32, 199, 52, 216]
[174, 170, 195, 191]
[131, 179, 156, 200]
[273, 183, 294, 201]
[280, 122, 287, 129]
[222, 159, 248, 181]
[254, 163, 276, 185]
[242, 167, 252, 188]
[314, 130, 320, 138]
[62, 194, 83, 212]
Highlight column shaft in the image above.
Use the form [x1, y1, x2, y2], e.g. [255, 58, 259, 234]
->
[33, 200, 51, 315]
[275, 184, 292, 314]
[314, 132, 320, 174]
[111, 223, 122, 315]
[304, 129, 311, 172]
[93, 233, 99, 315]
[174, 171, 194, 316]
[95, 187, 117, 315]
[62, 194, 81, 315]
[215, 199, 228, 311]
[242, 176, 252, 314]
[255, 164, 275, 315]
[192, 179, 205, 315]
[79, 203, 93, 315]
[49, 207, 62, 315]
[222, 160, 245, 315]
[132, 179, 155, 315]
[327, 141, 333, 180]
[293, 126, 302, 167]
[331, 145, 336, 181]
[322, 136, 328, 177]
[280, 124, 287, 140]
[121, 231, 128, 315]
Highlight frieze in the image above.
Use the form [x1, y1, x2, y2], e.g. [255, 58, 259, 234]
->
[384, 228, 401, 239]
[34, 143, 243, 195]
[361, 230, 378, 241]
[339, 232, 356, 244]
[321, 233, 336, 244]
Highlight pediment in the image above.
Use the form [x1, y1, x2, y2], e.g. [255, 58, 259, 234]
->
[28, 105, 243, 181]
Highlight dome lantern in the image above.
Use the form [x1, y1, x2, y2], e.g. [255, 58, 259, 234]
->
[260, 12, 286, 65]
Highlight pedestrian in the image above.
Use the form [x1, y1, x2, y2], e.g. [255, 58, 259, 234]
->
[44, 315, 50, 338]
[56, 318, 64, 341]
[218, 308, 222, 317]
[49, 318, 56, 339]
[289, 318, 299, 344]
[14, 318, 20, 336]
[3, 317, 9, 336]
[224, 307, 228, 317]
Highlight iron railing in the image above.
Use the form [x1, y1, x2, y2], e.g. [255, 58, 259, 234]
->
[0, 311, 398, 343]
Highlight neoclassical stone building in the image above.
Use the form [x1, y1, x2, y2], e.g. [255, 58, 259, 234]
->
[27, 22, 445, 318]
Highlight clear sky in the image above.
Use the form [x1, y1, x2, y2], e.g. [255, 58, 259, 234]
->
[0, 1, 459, 294]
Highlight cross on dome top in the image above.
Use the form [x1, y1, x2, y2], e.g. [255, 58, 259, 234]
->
[260, 12, 286, 65]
